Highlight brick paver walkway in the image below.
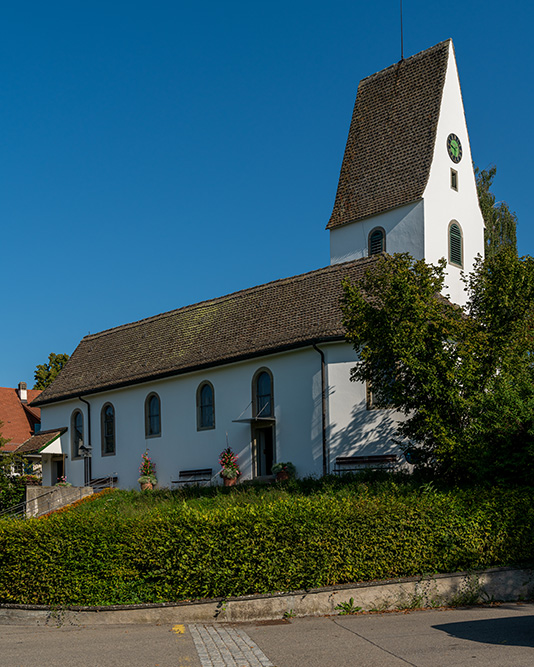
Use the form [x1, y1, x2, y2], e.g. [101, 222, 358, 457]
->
[189, 624, 274, 667]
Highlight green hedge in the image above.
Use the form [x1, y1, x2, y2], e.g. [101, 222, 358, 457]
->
[1, 485, 533, 605]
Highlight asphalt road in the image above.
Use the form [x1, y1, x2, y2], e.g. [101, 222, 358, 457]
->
[1, 603, 533, 666]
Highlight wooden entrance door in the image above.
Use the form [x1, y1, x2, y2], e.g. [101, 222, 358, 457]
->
[253, 425, 274, 477]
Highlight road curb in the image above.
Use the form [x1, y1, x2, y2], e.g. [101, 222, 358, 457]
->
[1, 566, 533, 626]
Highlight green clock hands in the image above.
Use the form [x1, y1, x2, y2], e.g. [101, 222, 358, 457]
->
[447, 133, 462, 163]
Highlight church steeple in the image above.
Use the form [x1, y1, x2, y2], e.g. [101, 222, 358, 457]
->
[327, 40, 450, 231]
[328, 40, 484, 306]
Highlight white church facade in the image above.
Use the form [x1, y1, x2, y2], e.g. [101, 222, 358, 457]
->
[30, 39, 484, 489]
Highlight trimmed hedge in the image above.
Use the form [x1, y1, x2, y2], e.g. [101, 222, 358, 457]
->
[1, 484, 533, 605]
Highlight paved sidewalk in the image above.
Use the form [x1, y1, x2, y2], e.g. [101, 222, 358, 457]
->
[243, 603, 534, 666]
[1, 603, 533, 666]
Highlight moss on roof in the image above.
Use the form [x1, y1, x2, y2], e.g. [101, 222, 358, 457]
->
[33, 258, 379, 406]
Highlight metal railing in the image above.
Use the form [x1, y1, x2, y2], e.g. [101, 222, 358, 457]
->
[0, 487, 59, 519]
[0, 475, 118, 519]
[90, 475, 118, 491]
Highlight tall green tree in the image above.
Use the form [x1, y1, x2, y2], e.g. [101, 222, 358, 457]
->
[342, 249, 534, 485]
[33, 353, 70, 390]
[0, 425, 26, 512]
[0, 421, 9, 452]
[476, 165, 518, 257]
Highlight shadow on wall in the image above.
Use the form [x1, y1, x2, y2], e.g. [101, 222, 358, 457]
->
[328, 403, 401, 462]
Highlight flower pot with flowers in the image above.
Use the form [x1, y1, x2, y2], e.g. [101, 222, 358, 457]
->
[55, 476, 72, 487]
[219, 447, 241, 487]
[138, 450, 157, 490]
[271, 462, 296, 482]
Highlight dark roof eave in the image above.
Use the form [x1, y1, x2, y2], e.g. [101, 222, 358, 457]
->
[326, 198, 423, 231]
[15, 427, 68, 454]
[32, 335, 346, 407]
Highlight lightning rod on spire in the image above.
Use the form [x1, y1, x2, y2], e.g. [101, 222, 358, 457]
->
[400, 0, 404, 60]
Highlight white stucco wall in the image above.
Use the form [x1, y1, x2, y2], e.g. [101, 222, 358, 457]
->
[423, 41, 485, 306]
[40, 343, 403, 488]
[329, 201, 425, 265]
[323, 343, 404, 469]
[40, 348, 325, 488]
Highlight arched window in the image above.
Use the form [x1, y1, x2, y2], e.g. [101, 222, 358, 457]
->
[368, 227, 386, 255]
[71, 410, 84, 459]
[145, 393, 161, 437]
[197, 381, 215, 430]
[101, 403, 115, 456]
[449, 221, 463, 268]
[254, 369, 273, 418]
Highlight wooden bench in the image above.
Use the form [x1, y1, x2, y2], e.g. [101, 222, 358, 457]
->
[172, 468, 213, 486]
[334, 455, 398, 474]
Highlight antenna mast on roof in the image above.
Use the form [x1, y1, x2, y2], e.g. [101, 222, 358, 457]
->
[400, 0, 404, 60]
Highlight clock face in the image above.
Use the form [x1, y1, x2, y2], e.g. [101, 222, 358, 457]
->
[447, 133, 462, 163]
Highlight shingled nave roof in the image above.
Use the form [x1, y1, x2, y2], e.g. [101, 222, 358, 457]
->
[32, 257, 380, 406]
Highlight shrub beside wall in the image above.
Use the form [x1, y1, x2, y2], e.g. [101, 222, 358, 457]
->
[0, 486, 533, 606]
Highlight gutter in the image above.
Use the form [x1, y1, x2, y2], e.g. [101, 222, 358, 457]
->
[312, 344, 328, 477]
[78, 397, 92, 486]
[33, 336, 344, 408]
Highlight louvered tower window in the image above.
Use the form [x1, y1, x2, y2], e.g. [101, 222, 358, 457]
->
[369, 228, 385, 255]
[449, 222, 463, 268]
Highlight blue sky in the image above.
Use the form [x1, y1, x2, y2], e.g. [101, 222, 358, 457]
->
[1, 1, 532, 389]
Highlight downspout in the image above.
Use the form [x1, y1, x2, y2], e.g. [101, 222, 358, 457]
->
[78, 397, 92, 486]
[312, 344, 328, 477]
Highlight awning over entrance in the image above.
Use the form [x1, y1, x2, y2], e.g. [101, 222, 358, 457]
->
[232, 417, 275, 424]
[232, 400, 275, 424]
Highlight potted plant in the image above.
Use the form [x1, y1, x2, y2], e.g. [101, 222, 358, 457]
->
[271, 461, 296, 481]
[219, 447, 241, 487]
[138, 450, 157, 490]
[55, 476, 72, 487]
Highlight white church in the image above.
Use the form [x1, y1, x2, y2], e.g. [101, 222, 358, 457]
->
[30, 39, 484, 489]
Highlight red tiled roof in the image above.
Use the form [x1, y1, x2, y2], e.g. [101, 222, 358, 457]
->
[0, 387, 42, 452]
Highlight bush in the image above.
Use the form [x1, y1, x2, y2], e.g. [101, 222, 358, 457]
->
[0, 480, 533, 605]
[0, 453, 27, 513]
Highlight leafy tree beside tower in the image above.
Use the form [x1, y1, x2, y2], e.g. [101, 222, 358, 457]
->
[342, 167, 532, 485]
[476, 165, 518, 257]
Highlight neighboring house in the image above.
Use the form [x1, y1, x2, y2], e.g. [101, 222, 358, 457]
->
[0, 382, 42, 474]
[0, 382, 42, 453]
[32, 40, 485, 489]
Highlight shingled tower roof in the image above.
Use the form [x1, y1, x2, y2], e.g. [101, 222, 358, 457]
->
[327, 40, 451, 230]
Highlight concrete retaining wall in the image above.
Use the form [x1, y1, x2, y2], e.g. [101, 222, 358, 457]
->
[1, 567, 532, 626]
[25, 486, 93, 518]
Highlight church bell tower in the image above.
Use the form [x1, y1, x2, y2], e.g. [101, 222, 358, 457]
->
[327, 39, 484, 305]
